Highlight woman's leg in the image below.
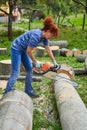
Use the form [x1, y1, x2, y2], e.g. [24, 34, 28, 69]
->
[21, 53, 39, 98]
[4, 48, 21, 94]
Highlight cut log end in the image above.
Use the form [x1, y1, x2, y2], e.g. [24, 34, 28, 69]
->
[57, 64, 74, 80]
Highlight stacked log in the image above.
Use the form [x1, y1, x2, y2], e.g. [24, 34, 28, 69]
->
[54, 65, 87, 130]
[83, 50, 87, 55]
[0, 90, 33, 130]
[60, 48, 81, 57]
[72, 48, 81, 57]
[60, 48, 73, 57]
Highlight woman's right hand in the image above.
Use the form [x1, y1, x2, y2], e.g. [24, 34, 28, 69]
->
[33, 61, 40, 69]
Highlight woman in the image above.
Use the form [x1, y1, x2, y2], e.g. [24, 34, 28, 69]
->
[4, 16, 60, 98]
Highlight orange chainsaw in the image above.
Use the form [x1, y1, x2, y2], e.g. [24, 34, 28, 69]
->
[33, 62, 61, 75]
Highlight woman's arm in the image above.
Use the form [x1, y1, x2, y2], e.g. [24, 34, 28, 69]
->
[45, 45, 60, 67]
[45, 45, 55, 61]
[27, 46, 36, 62]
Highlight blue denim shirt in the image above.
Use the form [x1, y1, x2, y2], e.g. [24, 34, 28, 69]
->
[11, 28, 48, 52]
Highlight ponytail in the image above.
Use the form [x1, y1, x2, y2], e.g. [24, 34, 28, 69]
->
[42, 16, 59, 37]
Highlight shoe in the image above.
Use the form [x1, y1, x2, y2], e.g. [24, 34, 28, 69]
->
[28, 92, 39, 98]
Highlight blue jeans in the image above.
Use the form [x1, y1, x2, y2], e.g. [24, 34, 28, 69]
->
[4, 48, 34, 95]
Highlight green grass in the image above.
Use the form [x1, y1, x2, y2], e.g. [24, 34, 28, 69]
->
[70, 14, 87, 26]
[0, 14, 87, 130]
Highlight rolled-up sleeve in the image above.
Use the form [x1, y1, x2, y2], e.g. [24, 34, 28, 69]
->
[42, 39, 49, 46]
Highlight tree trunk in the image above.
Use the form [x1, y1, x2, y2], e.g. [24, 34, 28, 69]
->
[54, 66, 87, 130]
[8, 3, 13, 41]
[82, 14, 85, 30]
[0, 90, 33, 130]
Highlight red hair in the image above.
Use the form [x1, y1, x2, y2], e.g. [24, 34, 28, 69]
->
[42, 16, 59, 37]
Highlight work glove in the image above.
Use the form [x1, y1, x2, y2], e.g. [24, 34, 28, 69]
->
[33, 61, 40, 69]
[53, 59, 61, 69]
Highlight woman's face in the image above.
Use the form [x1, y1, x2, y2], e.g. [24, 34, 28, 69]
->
[45, 30, 54, 40]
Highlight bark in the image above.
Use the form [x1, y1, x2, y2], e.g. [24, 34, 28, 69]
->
[0, 75, 42, 82]
[54, 65, 87, 130]
[36, 46, 45, 57]
[49, 40, 68, 48]
[85, 57, 87, 68]
[83, 49, 87, 55]
[76, 54, 87, 62]
[0, 90, 33, 130]
[72, 48, 81, 57]
[60, 49, 74, 57]
[74, 68, 87, 75]
[0, 48, 7, 55]
[49, 46, 60, 56]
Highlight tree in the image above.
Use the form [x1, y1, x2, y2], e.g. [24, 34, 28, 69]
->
[72, 0, 87, 30]
[0, 0, 17, 40]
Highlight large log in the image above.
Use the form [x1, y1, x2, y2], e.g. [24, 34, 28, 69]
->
[0, 90, 33, 130]
[54, 66, 87, 130]
[49, 40, 68, 48]
[76, 54, 87, 62]
[0, 75, 42, 82]
[74, 68, 87, 75]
